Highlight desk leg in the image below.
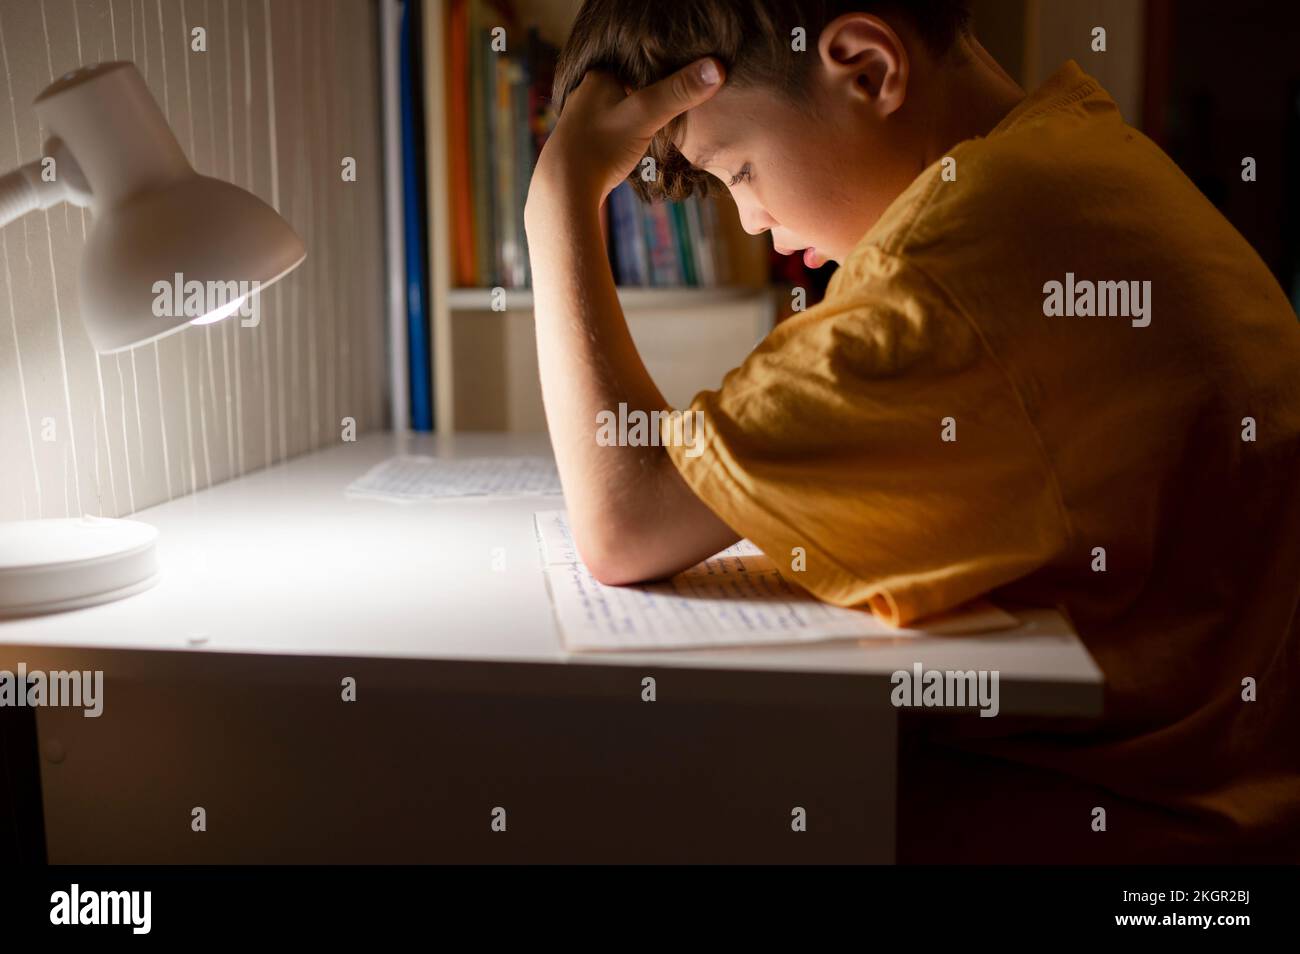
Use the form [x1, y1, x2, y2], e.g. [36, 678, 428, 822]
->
[868, 704, 898, 863]
[0, 690, 47, 864]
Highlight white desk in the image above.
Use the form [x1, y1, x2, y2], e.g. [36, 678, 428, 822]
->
[0, 432, 1102, 863]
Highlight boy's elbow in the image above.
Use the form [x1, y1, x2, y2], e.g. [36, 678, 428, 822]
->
[580, 543, 650, 588]
[576, 525, 658, 587]
[586, 560, 644, 588]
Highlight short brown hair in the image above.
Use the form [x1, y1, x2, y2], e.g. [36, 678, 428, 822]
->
[552, 0, 973, 201]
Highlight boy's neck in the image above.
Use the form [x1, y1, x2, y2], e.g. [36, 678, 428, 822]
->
[914, 35, 1027, 170]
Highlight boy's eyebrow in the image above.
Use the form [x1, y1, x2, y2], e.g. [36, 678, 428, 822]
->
[695, 147, 721, 169]
[682, 141, 722, 169]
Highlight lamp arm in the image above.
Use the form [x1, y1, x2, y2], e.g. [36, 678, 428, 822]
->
[0, 138, 92, 229]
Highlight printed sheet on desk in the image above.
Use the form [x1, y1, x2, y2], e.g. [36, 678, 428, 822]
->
[347, 455, 563, 501]
[534, 510, 1018, 651]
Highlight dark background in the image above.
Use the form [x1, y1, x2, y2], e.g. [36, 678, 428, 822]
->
[1152, 0, 1300, 303]
[784, 0, 1300, 311]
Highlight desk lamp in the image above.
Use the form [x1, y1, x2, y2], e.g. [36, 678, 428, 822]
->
[0, 62, 306, 618]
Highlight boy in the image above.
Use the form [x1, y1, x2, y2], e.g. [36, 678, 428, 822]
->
[523, 0, 1300, 861]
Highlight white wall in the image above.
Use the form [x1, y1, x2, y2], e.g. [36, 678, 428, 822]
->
[0, 0, 386, 521]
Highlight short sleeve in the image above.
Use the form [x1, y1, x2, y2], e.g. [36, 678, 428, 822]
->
[661, 250, 1069, 626]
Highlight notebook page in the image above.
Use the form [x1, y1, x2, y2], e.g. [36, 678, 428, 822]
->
[535, 511, 1018, 651]
[348, 456, 563, 501]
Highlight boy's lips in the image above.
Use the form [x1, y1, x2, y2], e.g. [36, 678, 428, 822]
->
[775, 244, 825, 268]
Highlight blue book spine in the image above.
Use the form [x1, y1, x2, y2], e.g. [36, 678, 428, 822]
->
[399, 0, 432, 430]
[606, 185, 623, 283]
[623, 190, 642, 284]
[616, 183, 642, 285]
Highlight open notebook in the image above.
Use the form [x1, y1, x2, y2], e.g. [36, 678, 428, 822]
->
[535, 511, 1018, 652]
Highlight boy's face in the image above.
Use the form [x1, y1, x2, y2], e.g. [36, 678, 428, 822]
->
[675, 75, 920, 267]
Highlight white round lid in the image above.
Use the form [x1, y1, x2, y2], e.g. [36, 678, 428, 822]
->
[0, 516, 160, 617]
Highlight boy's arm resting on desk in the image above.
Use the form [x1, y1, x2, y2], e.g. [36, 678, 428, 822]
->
[524, 62, 740, 584]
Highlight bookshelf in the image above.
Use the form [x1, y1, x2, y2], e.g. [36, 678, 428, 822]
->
[444, 285, 768, 311]
[421, 0, 777, 433]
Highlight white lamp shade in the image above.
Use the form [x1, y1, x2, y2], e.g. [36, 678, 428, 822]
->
[79, 174, 306, 352]
[33, 62, 306, 354]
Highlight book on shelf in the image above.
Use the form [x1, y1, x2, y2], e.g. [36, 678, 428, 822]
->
[400, 0, 433, 430]
[448, 0, 556, 290]
[603, 181, 728, 288]
[443, 0, 733, 292]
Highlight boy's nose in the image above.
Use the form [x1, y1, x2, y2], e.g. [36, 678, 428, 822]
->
[739, 212, 773, 236]
[733, 200, 776, 236]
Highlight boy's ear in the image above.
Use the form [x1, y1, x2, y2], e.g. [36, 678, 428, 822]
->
[818, 13, 909, 117]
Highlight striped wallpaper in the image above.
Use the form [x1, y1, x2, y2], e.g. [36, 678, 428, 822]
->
[0, 0, 386, 521]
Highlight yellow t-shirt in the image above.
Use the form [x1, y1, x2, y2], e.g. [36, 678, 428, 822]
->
[665, 60, 1300, 854]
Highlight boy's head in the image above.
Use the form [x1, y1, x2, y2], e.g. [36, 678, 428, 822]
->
[553, 0, 976, 266]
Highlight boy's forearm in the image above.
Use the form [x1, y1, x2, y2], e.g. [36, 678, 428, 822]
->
[525, 183, 738, 582]
[525, 183, 667, 541]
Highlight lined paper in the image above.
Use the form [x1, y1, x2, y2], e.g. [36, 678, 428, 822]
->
[348, 455, 563, 501]
[535, 510, 1018, 651]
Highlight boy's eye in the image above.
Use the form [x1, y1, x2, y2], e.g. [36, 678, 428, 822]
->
[728, 164, 752, 187]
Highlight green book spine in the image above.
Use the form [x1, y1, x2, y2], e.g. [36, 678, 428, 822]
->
[671, 202, 697, 286]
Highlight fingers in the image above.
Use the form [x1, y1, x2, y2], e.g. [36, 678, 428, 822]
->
[569, 69, 627, 110]
[618, 57, 725, 133]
